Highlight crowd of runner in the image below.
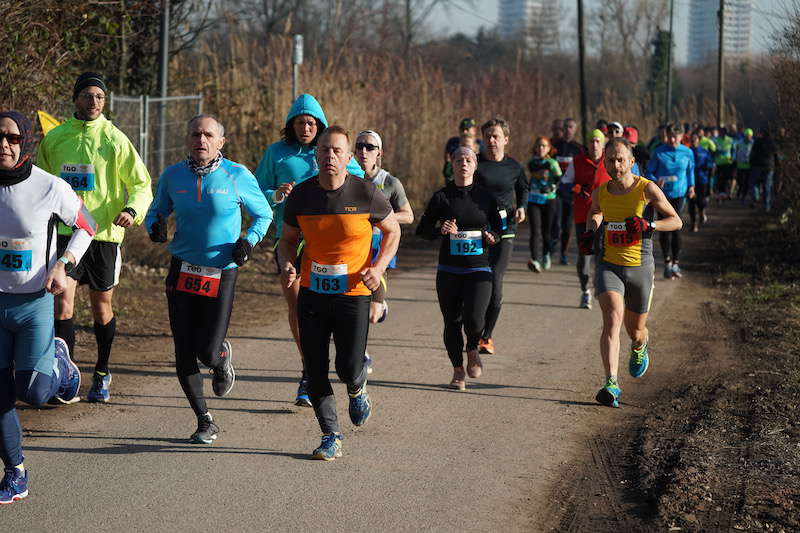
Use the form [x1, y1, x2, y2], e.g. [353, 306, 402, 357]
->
[0, 72, 782, 502]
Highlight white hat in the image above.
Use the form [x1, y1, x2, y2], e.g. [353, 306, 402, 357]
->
[357, 130, 383, 149]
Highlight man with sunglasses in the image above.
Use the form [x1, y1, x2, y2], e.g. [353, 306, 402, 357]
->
[37, 72, 152, 403]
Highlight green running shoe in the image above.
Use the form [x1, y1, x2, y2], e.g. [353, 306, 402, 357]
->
[629, 341, 650, 378]
[595, 377, 621, 408]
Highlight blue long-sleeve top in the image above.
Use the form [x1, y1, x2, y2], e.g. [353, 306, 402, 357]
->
[145, 158, 272, 269]
[646, 144, 695, 199]
[692, 146, 714, 186]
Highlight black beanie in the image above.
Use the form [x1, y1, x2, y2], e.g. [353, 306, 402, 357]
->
[73, 72, 108, 101]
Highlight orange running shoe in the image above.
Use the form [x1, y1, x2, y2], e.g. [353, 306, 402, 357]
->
[478, 337, 495, 355]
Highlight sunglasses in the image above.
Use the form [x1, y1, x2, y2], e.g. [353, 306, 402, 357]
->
[355, 142, 379, 151]
[0, 133, 23, 145]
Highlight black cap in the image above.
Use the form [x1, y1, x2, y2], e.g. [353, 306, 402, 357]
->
[459, 118, 476, 130]
[73, 72, 108, 101]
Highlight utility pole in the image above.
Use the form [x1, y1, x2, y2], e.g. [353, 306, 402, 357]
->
[664, 0, 674, 124]
[717, 0, 725, 126]
[405, 0, 412, 54]
[292, 35, 303, 101]
[577, 0, 588, 144]
[157, 0, 170, 174]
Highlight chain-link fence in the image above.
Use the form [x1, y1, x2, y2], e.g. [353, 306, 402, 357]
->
[109, 93, 203, 181]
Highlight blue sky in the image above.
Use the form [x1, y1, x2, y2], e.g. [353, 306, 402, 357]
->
[428, 0, 789, 64]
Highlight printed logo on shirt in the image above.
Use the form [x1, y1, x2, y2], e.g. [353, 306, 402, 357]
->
[344, 206, 357, 212]
[207, 188, 229, 195]
[176, 189, 188, 194]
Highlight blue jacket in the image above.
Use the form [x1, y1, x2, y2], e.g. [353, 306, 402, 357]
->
[146, 159, 273, 269]
[692, 146, 714, 186]
[254, 94, 364, 238]
[646, 144, 695, 199]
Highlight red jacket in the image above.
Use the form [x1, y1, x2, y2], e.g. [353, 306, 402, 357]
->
[572, 152, 611, 224]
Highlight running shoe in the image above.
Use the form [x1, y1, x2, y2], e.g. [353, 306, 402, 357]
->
[580, 290, 592, 309]
[295, 376, 313, 407]
[595, 377, 621, 408]
[701, 213, 708, 224]
[629, 340, 650, 378]
[211, 339, 235, 397]
[0, 468, 28, 505]
[478, 337, 494, 355]
[448, 366, 466, 391]
[348, 384, 372, 426]
[691, 221, 699, 233]
[377, 301, 389, 323]
[466, 350, 483, 378]
[190, 414, 219, 444]
[663, 263, 674, 280]
[363, 351, 374, 375]
[312, 433, 343, 461]
[560, 254, 569, 265]
[671, 263, 683, 279]
[86, 372, 112, 403]
[542, 253, 552, 270]
[53, 337, 81, 404]
[527, 259, 542, 273]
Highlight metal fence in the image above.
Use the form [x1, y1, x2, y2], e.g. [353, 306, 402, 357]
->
[109, 93, 203, 180]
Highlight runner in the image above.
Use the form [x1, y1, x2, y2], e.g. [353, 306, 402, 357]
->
[0, 111, 97, 504]
[712, 126, 735, 200]
[146, 115, 272, 444]
[443, 118, 481, 184]
[526, 136, 562, 272]
[646, 124, 695, 279]
[354, 130, 414, 374]
[568, 129, 611, 309]
[734, 128, 754, 200]
[474, 118, 528, 355]
[278, 126, 399, 460]
[254, 93, 364, 408]
[417, 147, 502, 390]
[550, 119, 564, 144]
[689, 132, 714, 232]
[607, 122, 624, 138]
[552, 118, 584, 265]
[749, 128, 778, 212]
[36, 72, 153, 403]
[580, 137, 682, 408]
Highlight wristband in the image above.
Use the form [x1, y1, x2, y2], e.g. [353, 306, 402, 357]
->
[122, 207, 137, 219]
[650, 220, 657, 231]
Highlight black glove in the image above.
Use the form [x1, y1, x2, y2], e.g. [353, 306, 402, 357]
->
[232, 238, 253, 267]
[149, 214, 167, 243]
[578, 230, 595, 256]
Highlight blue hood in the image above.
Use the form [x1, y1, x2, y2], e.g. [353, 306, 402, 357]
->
[286, 94, 328, 129]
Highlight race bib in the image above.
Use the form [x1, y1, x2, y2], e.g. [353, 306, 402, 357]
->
[60, 163, 96, 191]
[449, 230, 483, 256]
[528, 192, 547, 205]
[659, 175, 678, 183]
[498, 209, 508, 231]
[310, 262, 348, 294]
[0, 237, 32, 272]
[371, 227, 382, 255]
[176, 262, 221, 298]
[605, 222, 640, 248]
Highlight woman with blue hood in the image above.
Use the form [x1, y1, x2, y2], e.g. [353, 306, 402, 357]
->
[255, 94, 364, 407]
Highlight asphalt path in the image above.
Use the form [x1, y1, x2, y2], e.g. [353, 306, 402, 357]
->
[5, 229, 679, 531]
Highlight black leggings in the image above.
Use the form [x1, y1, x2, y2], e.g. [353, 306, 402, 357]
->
[483, 238, 513, 339]
[574, 222, 593, 291]
[436, 270, 493, 367]
[552, 192, 573, 256]
[528, 200, 556, 262]
[658, 197, 685, 262]
[166, 257, 237, 416]
[688, 182, 709, 223]
[297, 288, 370, 435]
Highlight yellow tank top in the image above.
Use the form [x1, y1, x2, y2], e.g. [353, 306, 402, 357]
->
[597, 176, 652, 267]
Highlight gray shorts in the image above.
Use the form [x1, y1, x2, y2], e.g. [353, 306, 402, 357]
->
[594, 260, 655, 314]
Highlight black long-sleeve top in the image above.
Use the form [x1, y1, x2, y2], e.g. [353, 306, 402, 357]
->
[474, 155, 528, 237]
[416, 182, 502, 270]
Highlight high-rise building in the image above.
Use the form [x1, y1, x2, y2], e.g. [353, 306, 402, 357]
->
[688, 0, 751, 65]
[497, 0, 560, 54]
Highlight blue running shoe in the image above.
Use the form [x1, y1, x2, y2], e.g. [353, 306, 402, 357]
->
[671, 263, 683, 279]
[295, 376, 312, 408]
[629, 341, 650, 378]
[0, 468, 28, 505]
[54, 337, 80, 404]
[560, 254, 569, 265]
[595, 377, 621, 408]
[87, 372, 112, 403]
[663, 263, 674, 280]
[348, 385, 372, 426]
[312, 433, 343, 461]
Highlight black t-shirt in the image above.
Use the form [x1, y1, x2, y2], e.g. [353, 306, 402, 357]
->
[474, 155, 528, 236]
[416, 182, 502, 270]
[552, 140, 584, 174]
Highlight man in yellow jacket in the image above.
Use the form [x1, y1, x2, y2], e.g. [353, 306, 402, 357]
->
[37, 72, 153, 402]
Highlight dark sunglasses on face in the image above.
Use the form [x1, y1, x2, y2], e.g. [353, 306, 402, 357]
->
[355, 142, 379, 151]
[0, 133, 23, 145]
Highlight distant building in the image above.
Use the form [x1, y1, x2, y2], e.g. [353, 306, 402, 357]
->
[497, 0, 560, 54]
[688, 0, 751, 65]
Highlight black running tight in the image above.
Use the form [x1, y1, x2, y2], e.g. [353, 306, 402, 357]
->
[437, 270, 493, 367]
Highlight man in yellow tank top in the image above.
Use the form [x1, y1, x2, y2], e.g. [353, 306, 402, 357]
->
[578, 138, 682, 407]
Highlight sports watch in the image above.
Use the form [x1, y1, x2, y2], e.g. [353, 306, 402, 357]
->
[57, 256, 75, 273]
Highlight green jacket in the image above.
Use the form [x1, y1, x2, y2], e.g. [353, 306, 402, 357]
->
[713, 135, 734, 166]
[36, 115, 152, 243]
